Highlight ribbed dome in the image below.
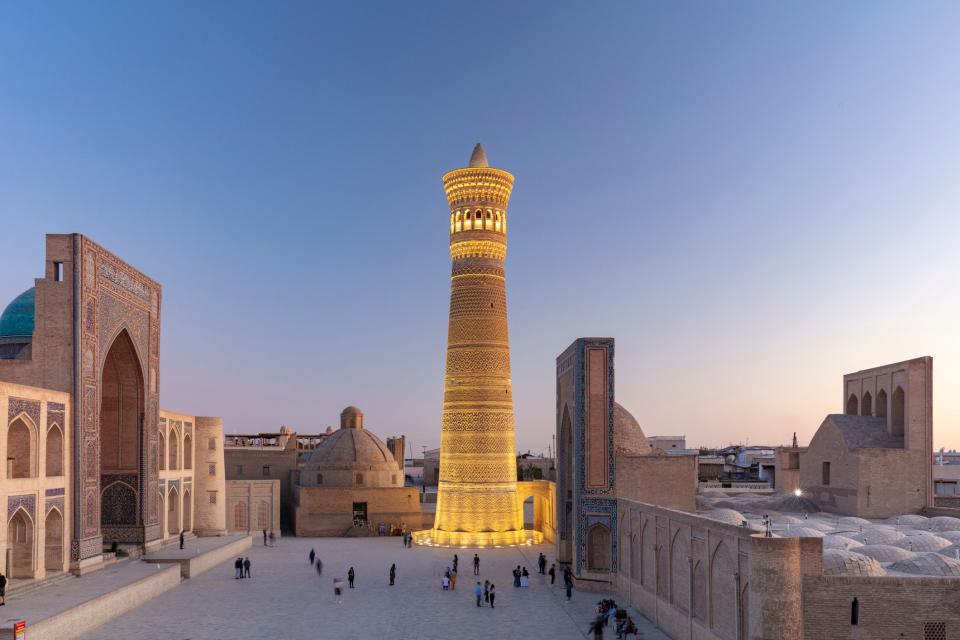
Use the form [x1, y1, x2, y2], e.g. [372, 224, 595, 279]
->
[300, 420, 402, 488]
[0, 288, 35, 338]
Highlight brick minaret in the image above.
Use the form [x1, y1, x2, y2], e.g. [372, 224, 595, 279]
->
[414, 144, 539, 547]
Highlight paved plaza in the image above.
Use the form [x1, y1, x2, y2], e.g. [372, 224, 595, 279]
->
[80, 537, 668, 640]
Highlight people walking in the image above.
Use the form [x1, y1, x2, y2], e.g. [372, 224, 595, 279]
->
[473, 553, 480, 575]
[590, 614, 605, 638]
[348, 566, 355, 588]
[316, 559, 323, 577]
[243, 557, 251, 578]
[309, 548, 315, 565]
[334, 578, 344, 604]
[489, 583, 496, 608]
[389, 563, 396, 586]
[549, 563, 556, 584]
[474, 581, 483, 607]
[179, 530, 185, 550]
[564, 568, 573, 601]
[235, 557, 243, 579]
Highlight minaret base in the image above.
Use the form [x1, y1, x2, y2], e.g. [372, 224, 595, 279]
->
[412, 528, 543, 548]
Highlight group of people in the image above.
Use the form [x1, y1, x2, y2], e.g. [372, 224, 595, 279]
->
[261, 529, 277, 547]
[233, 556, 252, 579]
[511, 565, 530, 588]
[473, 580, 496, 608]
[588, 598, 639, 639]
[400, 531, 413, 548]
[308, 547, 393, 602]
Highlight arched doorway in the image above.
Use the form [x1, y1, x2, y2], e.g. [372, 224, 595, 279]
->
[8, 508, 34, 578]
[846, 394, 858, 415]
[182, 489, 192, 532]
[876, 389, 888, 418]
[7, 416, 36, 478]
[169, 428, 179, 471]
[100, 330, 144, 544]
[183, 435, 192, 470]
[587, 523, 611, 571]
[44, 509, 64, 572]
[861, 392, 872, 416]
[167, 486, 180, 536]
[892, 387, 905, 436]
[559, 404, 574, 562]
[46, 424, 63, 476]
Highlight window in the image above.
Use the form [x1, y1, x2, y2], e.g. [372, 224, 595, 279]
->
[208, 463, 216, 476]
[262, 465, 271, 476]
[208, 438, 216, 451]
[208, 491, 217, 505]
[53, 262, 63, 281]
[924, 621, 946, 640]
[822, 461, 831, 486]
[850, 598, 859, 625]
[892, 386, 905, 437]
[356, 473, 363, 486]
[392, 474, 397, 485]
[317, 473, 323, 485]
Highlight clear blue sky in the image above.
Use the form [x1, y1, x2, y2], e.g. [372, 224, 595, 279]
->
[2, 2, 959, 453]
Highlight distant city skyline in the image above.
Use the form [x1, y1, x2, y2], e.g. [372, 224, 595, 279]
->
[2, 2, 959, 452]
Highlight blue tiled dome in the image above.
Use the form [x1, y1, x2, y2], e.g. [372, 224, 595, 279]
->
[0, 288, 35, 338]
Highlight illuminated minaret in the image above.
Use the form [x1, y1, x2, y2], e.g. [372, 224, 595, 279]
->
[415, 144, 541, 547]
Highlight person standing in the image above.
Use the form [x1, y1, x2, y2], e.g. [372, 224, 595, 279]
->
[333, 578, 344, 604]
[262, 529, 267, 546]
[521, 566, 529, 588]
[269, 531, 275, 547]
[243, 557, 251, 578]
[453, 554, 458, 573]
[474, 581, 483, 607]
[489, 583, 496, 609]
[538, 553, 546, 574]
[549, 563, 556, 584]
[235, 557, 243, 579]
[179, 530, 185, 550]
[513, 566, 521, 588]
[450, 568, 457, 590]
[348, 566, 355, 588]
[316, 560, 323, 578]
[484, 580, 490, 605]
[473, 553, 480, 575]
[309, 548, 315, 565]
[564, 569, 573, 601]
[389, 563, 396, 586]
[0, 572, 6, 606]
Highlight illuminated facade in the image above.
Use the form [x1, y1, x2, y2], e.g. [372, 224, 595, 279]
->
[414, 144, 541, 547]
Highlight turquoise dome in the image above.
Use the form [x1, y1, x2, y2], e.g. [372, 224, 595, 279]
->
[0, 288, 36, 338]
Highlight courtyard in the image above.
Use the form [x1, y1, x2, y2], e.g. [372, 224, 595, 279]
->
[79, 537, 667, 640]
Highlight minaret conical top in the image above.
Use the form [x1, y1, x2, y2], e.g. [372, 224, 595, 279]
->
[468, 143, 489, 168]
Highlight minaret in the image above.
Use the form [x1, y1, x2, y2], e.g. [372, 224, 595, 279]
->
[415, 144, 540, 547]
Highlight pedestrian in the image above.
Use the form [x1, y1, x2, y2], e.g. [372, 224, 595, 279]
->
[489, 583, 496, 609]
[521, 567, 529, 588]
[589, 615, 604, 639]
[389, 563, 396, 586]
[513, 566, 521, 587]
[474, 581, 483, 607]
[316, 560, 323, 577]
[565, 574, 573, 601]
[309, 548, 315, 565]
[333, 578, 344, 604]
[179, 530, 185, 550]
[0, 572, 6, 606]
[442, 574, 450, 590]
[244, 557, 251, 578]
[453, 553, 458, 573]
[450, 568, 457, 590]
[549, 563, 556, 584]
[484, 580, 490, 604]
[269, 531, 275, 547]
[538, 553, 546, 574]
[348, 566, 355, 588]
[473, 553, 480, 575]
[235, 557, 243, 579]
[262, 529, 267, 546]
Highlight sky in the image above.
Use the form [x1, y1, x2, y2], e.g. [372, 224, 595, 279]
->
[2, 2, 959, 455]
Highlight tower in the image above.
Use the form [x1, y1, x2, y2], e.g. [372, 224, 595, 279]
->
[414, 144, 541, 547]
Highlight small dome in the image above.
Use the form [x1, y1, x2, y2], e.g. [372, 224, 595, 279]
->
[613, 403, 650, 455]
[927, 516, 960, 532]
[340, 406, 364, 430]
[936, 530, 960, 543]
[886, 514, 928, 527]
[889, 552, 960, 577]
[0, 288, 35, 338]
[706, 508, 747, 527]
[893, 532, 951, 552]
[822, 535, 861, 550]
[822, 550, 886, 577]
[300, 423, 402, 488]
[778, 526, 825, 538]
[848, 527, 905, 546]
[850, 544, 916, 563]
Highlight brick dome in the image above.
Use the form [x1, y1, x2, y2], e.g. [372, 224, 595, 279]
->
[300, 408, 402, 488]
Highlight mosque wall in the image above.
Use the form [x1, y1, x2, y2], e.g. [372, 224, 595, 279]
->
[225, 479, 281, 536]
[193, 416, 227, 536]
[802, 576, 960, 639]
[293, 485, 423, 536]
[616, 454, 697, 512]
[0, 382, 72, 580]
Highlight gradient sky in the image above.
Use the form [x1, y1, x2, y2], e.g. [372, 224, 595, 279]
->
[2, 2, 959, 455]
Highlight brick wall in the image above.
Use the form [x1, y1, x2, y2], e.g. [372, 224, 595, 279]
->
[616, 454, 697, 512]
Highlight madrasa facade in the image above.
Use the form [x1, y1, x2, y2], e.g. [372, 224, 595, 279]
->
[0, 234, 227, 578]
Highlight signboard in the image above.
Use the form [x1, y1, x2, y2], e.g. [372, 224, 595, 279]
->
[13, 620, 25, 640]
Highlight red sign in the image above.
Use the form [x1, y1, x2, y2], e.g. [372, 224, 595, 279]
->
[13, 620, 25, 640]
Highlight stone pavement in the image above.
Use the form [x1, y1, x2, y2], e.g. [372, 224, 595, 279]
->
[143, 533, 249, 561]
[81, 537, 668, 640]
